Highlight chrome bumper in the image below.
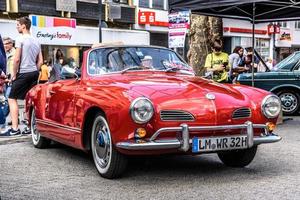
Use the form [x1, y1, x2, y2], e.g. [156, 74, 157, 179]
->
[116, 121, 282, 152]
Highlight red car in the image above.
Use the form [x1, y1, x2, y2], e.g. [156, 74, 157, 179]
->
[25, 45, 282, 179]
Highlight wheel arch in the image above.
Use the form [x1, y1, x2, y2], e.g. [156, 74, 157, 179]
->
[271, 85, 300, 94]
[82, 106, 107, 151]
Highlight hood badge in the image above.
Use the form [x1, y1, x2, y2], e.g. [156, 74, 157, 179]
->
[206, 93, 215, 100]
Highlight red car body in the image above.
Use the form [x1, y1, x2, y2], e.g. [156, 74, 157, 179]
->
[25, 45, 281, 178]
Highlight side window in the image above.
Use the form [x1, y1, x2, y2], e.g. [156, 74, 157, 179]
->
[88, 51, 98, 75]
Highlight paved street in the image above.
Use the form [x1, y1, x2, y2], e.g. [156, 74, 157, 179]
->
[0, 117, 300, 200]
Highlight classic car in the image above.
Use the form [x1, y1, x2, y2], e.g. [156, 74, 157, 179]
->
[238, 51, 300, 115]
[25, 45, 282, 179]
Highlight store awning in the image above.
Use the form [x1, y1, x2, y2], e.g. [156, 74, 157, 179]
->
[168, 0, 300, 23]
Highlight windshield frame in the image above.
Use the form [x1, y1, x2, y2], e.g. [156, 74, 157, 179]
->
[86, 46, 191, 76]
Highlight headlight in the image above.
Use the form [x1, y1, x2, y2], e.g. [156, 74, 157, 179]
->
[130, 97, 154, 124]
[261, 95, 281, 118]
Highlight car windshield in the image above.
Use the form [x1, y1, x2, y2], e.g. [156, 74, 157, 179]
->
[273, 52, 300, 71]
[87, 47, 193, 75]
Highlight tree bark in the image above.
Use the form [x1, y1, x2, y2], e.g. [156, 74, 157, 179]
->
[187, 15, 223, 76]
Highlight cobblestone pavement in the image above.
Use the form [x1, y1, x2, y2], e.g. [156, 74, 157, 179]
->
[0, 117, 299, 200]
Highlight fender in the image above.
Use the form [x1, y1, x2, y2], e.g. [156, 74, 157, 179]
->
[270, 84, 300, 93]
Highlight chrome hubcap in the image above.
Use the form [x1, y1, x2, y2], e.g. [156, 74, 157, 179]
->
[280, 93, 298, 113]
[93, 119, 111, 168]
[31, 111, 40, 143]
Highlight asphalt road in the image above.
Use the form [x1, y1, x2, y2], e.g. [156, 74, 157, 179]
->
[0, 117, 300, 200]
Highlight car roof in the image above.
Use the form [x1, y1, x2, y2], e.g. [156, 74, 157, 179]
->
[90, 44, 170, 51]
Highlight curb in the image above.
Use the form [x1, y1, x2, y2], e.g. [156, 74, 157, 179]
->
[0, 135, 31, 145]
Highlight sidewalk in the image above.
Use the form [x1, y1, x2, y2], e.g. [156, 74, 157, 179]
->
[0, 99, 31, 145]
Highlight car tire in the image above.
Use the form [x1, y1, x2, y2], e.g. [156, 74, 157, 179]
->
[91, 113, 128, 179]
[217, 146, 257, 168]
[30, 109, 51, 149]
[276, 90, 300, 115]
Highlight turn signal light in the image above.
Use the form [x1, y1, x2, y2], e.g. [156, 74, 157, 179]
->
[135, 128, 147, 138]
[266, 122, 276, 132]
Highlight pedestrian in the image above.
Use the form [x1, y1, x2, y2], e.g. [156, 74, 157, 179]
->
[2, 37, 15, 77]
[204, 39, 229, 83]
[0, 34, 8, 130]
[49, 56, 63, 82]
[0, 16, 43, 136]
[265, 57, 274, 71]
[38, 60, 49, 83]
[229, 46, 246, 83]
[239, 47, 259, 73]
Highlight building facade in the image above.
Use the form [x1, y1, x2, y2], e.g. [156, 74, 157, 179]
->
[0, 0, 149, 66]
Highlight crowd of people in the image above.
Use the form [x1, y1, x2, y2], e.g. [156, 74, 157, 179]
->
[0, 16, 73, 137]
[204, 38, 274, 83]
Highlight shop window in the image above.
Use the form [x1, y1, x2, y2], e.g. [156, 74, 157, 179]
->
[295, 21, 300, 30]
[279, 21, 288, 28]
[152, 0, 165, 10]
[139, 0, 149, 8]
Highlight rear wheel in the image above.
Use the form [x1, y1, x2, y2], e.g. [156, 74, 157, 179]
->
[277, 90, 300, 115]
[31, 109, 51, 148]
[218, 146, 257, 168]
[91, 113, 128, 179]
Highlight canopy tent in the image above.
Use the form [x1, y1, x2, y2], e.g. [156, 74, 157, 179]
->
[169, 0, 300, 85]
[169, 0, 300, 23]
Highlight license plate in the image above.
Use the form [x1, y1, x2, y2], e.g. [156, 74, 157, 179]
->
[192, 135, 248, 153]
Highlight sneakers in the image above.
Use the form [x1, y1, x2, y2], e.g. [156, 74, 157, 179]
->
[21, 127, 31, 135]
[0, 128, 21, 137]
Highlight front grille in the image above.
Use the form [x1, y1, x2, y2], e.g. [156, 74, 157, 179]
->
[232, 108, 251, 119]
[160, 110, 195, 121]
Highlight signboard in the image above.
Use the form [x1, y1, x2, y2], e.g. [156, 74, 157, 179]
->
[56, 0, 77, 13]
[168, 11, 190, 48]
[30, 15, 76, 46]
[275, 30, 292, 47]
[138, 11, 155, 25]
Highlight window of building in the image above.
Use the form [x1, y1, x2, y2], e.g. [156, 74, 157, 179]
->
[139, 0, 150, 8]
[152, 0, 164, 9]
[279, 21, 288, 28]
[112, 0, 128, 4]
[295, 21, 300, 29]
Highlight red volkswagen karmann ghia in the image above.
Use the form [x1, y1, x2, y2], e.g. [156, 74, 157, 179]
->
[25, 45, 282, 179]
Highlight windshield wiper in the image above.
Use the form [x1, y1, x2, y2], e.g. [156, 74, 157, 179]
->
[121, 66, 145, 74]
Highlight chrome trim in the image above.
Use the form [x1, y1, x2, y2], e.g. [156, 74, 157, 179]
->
[261, 95, 282, 119]
[129, 97, 154, 124]
[36, 119, 81, 133]
[160, 110, 195, 121]
[232, 108, 251, 119]
[116, 121, 281, 152]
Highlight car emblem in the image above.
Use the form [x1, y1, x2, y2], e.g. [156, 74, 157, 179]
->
[206, 93, 215, 100]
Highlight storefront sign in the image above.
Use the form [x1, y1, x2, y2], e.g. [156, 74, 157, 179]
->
[276, 30, 292, 47]
[138, 11, 156, 25]
[267, 24, 280, 34]
[56, 0, 77, 13]
[30, 15, 76, 46]
[168, 11, 190, 48]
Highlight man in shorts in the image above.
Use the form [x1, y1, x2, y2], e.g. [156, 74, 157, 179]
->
[0, 16, 43, 136]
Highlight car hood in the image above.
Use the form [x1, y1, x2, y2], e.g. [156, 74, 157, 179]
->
[90, 73, 264, 125]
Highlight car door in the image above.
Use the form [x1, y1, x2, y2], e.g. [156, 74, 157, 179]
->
[44, 79, 80, 143]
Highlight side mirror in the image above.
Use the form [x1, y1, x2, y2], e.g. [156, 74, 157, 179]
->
[61, 65, 79, 79]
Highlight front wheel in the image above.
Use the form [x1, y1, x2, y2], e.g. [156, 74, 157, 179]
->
[217, 146, 257, 168]
[30, 109, 51, 149]
[91, 114, 128, 179]
[277, 90, 300, 115]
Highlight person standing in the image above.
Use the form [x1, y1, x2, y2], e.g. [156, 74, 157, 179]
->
[2, 37, 15, 77]
[0, 34, 7, 129]
[229, 46, 246, 83]
[0, 16, 43, 136]
[204, 39, 229, 83]
[38, 60, 49, 83]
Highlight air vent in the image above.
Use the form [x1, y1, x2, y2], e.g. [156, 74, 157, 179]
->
[160, 110, 195, 121]
[232, 108, 251, 119]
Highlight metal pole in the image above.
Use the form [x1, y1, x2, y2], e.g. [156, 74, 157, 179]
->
[251, 2, 256, 87]
[98, 0, 102, 43]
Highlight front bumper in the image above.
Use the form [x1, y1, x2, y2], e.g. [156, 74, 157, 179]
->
[116, 121, 281, 152]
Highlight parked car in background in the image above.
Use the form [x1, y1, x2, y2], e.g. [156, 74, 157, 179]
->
[25, 45, 282, 179]
[238, 51, 300, 115]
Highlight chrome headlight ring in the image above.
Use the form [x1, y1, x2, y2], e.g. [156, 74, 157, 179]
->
[130, 97, 154, 124]
[261, 94, 282, 118]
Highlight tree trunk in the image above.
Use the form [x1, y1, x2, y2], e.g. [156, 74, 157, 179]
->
[187, 15, 223, 76]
